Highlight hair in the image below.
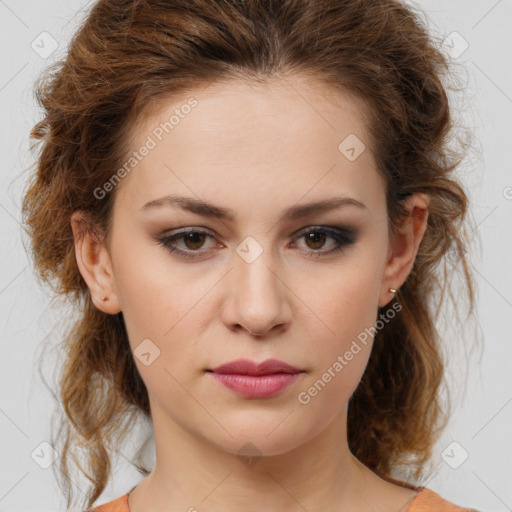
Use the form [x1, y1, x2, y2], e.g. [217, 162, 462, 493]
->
[21, 0, 478, 510]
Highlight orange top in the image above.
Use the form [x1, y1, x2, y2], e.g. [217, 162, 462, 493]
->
[92, 486, 480, 511]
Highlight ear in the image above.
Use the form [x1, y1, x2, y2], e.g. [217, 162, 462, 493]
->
[70, 211, 122, 314]
[378, 193, 430, 307]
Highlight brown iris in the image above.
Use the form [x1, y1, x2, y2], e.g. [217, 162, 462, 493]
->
[183, 232, 208, 250]
[304, 231, 327, 250]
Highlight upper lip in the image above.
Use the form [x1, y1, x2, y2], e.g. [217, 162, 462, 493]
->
[208, 358, 302, 375]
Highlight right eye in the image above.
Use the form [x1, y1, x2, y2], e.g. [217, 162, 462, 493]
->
[158, 228, 220, 259]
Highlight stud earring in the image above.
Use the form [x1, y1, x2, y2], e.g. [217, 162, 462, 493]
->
[389, 288, 397, 294]
[101, 296, 109, 301]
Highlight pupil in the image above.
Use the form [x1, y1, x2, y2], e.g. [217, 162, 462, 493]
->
[307, 232, 325, 249]
[185, 232, 205, 249]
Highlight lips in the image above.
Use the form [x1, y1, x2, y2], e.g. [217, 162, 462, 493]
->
[206, 359, 304, 399]
[208, 358, 302, 376]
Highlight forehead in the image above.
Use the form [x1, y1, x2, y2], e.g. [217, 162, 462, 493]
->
[132, 74, 372, 150]
[115, 74, 384, 215]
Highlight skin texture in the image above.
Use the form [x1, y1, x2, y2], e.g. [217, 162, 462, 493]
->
[71, 74, 429, 512]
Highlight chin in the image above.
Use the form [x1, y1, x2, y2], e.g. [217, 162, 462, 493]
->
[203, 415, 318, 458]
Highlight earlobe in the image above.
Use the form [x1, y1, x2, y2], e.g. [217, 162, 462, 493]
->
[70, 211, 121, 314]
[378, 193, 430, 307]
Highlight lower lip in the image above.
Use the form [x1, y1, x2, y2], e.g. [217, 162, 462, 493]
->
[208, 372, 302, 398]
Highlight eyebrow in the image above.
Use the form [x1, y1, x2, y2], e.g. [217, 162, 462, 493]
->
[140, 194, 367, 222]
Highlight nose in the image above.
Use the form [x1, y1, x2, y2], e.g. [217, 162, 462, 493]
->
[220, 248, 292, 338]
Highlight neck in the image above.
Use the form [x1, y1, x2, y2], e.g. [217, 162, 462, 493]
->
[129, 403, 373, 512]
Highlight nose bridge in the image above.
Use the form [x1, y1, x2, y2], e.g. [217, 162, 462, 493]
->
[224, 236, 289, 335]
[237, 243, 279, 298]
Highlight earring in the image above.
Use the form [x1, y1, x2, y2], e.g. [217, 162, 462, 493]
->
[101, 296, 109, 301]
[389, 288, 397, 294]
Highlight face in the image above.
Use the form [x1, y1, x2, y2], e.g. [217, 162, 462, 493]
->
[73, 74, 428, 459]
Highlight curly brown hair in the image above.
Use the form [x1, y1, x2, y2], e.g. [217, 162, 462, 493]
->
[21, 0, 478, 510]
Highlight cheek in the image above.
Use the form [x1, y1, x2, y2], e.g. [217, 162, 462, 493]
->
[298, 250, 383, 342]
[111, 234, 197, 336]
[113, 255, 171, 343]
[111, 238, 219, 385]
[295, 287, 377, 417]
[293, 250, 384, 399]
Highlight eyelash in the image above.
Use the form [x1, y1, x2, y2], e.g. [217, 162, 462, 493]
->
[157, 226, 356, 260]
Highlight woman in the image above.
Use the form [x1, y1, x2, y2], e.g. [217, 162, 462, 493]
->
[22, 0, 480, 510]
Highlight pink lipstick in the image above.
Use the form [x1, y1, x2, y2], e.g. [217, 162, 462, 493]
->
[206, 358, 303, 399]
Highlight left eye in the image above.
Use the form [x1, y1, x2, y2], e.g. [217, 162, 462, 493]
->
[291, 226, 356, 256]
[158, 226, 356, 259]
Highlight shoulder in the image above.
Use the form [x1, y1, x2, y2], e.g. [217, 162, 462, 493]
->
[90, 493, 129, 512]
[89, 487, 482, 512]
[408, 487, 481, 512]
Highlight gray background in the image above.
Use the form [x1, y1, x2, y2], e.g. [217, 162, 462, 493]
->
[1, 0, 511, 510]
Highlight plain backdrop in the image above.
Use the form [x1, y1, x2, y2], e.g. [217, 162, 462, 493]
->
[1, 0, 511, 511]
